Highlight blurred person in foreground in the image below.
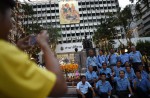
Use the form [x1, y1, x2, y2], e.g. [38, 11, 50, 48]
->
[0, 0, 67, 98]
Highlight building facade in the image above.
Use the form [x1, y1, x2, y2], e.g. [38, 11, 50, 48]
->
[136, 1, 150, 36]
[23, 0, 120, 62]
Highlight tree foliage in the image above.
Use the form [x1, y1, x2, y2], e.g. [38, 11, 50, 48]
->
[136, 41, 150, 55]
[47, 26, 61, 51]
[93, 5, 134, 49]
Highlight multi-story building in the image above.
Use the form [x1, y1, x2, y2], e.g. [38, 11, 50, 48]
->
[136, 1, 150, 36]
[23, 0, 120, 62]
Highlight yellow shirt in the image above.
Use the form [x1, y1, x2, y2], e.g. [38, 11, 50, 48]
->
[0, 40, 56, 98]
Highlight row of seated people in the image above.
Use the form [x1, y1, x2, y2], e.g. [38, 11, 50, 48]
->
[76, 63, 150, 98]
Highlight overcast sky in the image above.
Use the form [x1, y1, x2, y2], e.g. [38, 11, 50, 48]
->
[20, 0, 136, 9]
[118, 0, 136, 9]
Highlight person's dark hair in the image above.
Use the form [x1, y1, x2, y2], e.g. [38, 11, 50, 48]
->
[135, 70, 141, 74]
[117, 61, 121, 63]
[88, 49, 93, 52]
[100, 73, 106, 76]
[119, 70, 125, 74]
[126, 66, 131, 69]
[80, 75, 86, 79]
[102, 62, 107, 66]
[99, 49, 104, 53]
[0, 0, 15, 14]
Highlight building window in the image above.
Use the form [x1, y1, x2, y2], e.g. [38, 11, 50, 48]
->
[103, 1, 106, 4]
[90, 2, 94, 5]
[33, 5, 37, 8]
[47, 4, 50, 7]
[55, 4, 58, 7]
[42, 5, 46, 8]
[86, 2, 89, 5]
[63, 34, 66, 37]
[51, 5, 54, 7]
[76, 33, 80, 36]
[81, 33, 84, 35]
[108, 7, 111, 9]
[38, 5, 41, 8]
[99, 1, 102, 4]
[58, 41, 62, 44]
[67, 34, 70, 37]
[72, 33, 75, 36]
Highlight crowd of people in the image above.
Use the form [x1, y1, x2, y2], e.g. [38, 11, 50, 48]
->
[76, 46, 150, 98]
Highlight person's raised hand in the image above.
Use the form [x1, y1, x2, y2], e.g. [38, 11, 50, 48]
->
[36, 30, 49, 50]
[17, 36, 32, 50]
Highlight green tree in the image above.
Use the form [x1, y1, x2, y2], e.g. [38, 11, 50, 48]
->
[93, 19, 114, 50]
[47, 26, 61, 52]
[136, 40, 150, 55]
[106, 6, 133, 48]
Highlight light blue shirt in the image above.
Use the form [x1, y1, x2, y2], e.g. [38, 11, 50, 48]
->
[108, 53, 118, 65]
[96, 80, 112, 93]
[141, 70, 149, 79]
[96, 55, 108, 67]
[100, 68, 112, 78]
[133, 77, 150, 92]
[86, 56, 97, 67]
[113, 66, 124, 77]
[85, 71, 98, 81]
[125, 71, 136, 81]
[129, 51, 142, 63]
[114, 77, 131, 91]
[77, 81, 92, 94]
[119, 53, 130, 64]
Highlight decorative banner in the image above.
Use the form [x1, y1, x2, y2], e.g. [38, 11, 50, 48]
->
[59, 0, 80, 24]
